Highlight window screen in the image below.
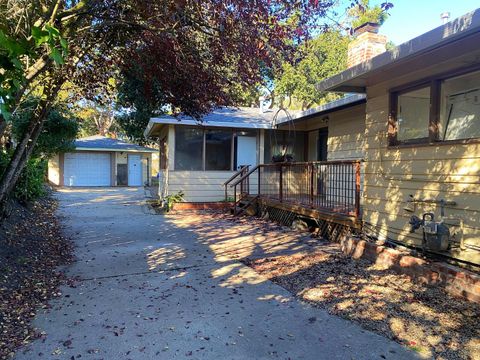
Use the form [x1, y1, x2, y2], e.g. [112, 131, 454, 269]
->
[397, 86, 431, 141]
[205, 130, 232, 170]
[175, 127, 203, 170]
[440, 70, 480, 141]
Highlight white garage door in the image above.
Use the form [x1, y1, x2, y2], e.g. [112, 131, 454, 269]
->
[64, 153, 111, 186]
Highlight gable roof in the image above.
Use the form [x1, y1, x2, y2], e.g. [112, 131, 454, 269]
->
[74, 136, 156, 152]
[317, 9, 480, 93]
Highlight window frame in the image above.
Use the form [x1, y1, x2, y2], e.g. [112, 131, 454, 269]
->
[174, 126, 256, 171]
[388, 65, 480, 147]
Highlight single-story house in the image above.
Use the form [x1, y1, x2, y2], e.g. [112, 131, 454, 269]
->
[313, 9, 480, 265]
[48, 135, 157, 187]
[143, 107, 306, 202]
[145, 8, 480, 266]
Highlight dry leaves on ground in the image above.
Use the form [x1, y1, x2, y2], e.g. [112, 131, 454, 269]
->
[245, 250, 480, 360]
[0, 195, 74, 359]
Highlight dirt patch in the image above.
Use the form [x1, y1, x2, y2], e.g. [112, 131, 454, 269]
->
[170, 211, 480, 359]
[0, 194, 74, 358]
[244, 250, 480, 359]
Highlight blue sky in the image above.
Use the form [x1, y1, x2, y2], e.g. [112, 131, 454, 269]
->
[378, 0, 479, 45]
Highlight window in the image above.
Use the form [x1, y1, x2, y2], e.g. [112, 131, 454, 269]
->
[439, 70, 480, 141]
[174, 127, 203, 170]
[396, 86, 430, 141]
[390, 68, 480, 145]
[174, 127, 242, 171]
[264, 130, 305, 162]
[205, 130, 232, 170]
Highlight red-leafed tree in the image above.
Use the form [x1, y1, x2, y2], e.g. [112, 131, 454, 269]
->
[0, 0, 392, 207]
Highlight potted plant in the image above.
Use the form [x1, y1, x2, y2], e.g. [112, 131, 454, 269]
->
[272, 153, 294, 163]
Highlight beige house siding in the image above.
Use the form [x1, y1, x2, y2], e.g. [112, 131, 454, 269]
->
[157, 124, 262, 202]
[362, 90, 480, 264]
[326, 106, 365, 161]
[48, 154, 61, 186]
[278, 103, 366, 161]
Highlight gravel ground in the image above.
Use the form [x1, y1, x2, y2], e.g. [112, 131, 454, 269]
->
[173, 212, 480, 360]
[244, 245, 480, 360]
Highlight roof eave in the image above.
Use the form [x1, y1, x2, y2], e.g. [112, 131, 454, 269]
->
[74, 147, 157, 153]
[317, 9, 480, 93]
[147, 118, 272, 130]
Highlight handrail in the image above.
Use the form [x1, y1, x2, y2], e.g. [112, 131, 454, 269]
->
[260, 160, 362, 167]
[230, 164, 260, 188]
[228, 160, 362, 220]
[223, 166, 248, 187]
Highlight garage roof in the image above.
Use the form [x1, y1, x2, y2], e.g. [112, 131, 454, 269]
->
[74, 136, 157, 153]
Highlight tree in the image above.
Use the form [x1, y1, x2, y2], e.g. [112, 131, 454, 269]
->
[348, 0, 391, 29]
[0, 1, 393, 207]
[274, 30, 350, 110]
[12, 99, 78, 159]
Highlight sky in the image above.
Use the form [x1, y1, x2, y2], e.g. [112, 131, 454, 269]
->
[378, 0, 479, 45]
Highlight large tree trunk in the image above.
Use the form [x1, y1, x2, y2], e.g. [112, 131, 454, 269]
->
[0, 102, 50, 208]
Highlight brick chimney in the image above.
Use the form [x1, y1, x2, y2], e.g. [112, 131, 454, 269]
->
[347, 22, 387, 67]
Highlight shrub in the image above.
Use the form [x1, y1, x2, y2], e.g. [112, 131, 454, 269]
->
[0, 152, 47, 203]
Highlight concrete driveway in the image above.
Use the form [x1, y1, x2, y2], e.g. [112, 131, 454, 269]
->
[16, 188, 415, 359]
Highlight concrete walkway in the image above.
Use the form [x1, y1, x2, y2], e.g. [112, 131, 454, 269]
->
[16, 188, 416, 360]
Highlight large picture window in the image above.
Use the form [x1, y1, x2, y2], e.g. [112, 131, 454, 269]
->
[174, 127, 203, 170]
[174, 127, 239, 171]
[205, 130, 232, 170]
[390, 68, 480, 145]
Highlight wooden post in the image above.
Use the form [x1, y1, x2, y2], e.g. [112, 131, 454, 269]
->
[279, 164, 283, 203]
[258, 166, 261, 196]
[355, 161, 361, 219]
[310, 163, 314, 208]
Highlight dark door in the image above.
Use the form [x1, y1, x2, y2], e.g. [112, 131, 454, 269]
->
[316, 128, 328, 198]
[317, 128, 328, 161]
[117, 164, 128, 186]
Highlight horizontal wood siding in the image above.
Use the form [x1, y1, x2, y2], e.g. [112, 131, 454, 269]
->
[363, 91, 480, 264]
[326, 105, 365, 161]
[168, 171, 259, 202]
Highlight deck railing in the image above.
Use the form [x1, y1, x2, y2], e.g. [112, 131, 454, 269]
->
[227, 160, 362, 218]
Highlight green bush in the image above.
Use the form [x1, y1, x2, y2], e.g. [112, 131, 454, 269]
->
[0, 151, 47, 203]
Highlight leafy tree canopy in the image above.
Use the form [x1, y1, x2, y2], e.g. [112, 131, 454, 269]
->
[274, 30, 349, 110]
[12, 99, 78, 159]
[348, 0, 391, 29]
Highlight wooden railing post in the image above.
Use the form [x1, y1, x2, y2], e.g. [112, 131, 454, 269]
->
[279, 164, 283, 202]
[233, 184, 237, 215]
[310, 163, 314, 208]
[258, 166, 261, 196]
[355, 161, 361, 219]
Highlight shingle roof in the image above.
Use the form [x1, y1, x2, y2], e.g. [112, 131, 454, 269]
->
[148, 106, 292, 129]
[74, 136, 156, 152]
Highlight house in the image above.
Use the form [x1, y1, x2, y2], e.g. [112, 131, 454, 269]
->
[143, 107, 306, 202]
[48, 135, 157, 187]
[146, 9, 480, 266]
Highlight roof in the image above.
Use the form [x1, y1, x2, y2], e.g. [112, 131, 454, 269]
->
[74, 136, 157, 153]
[317, 9, 480, 93]
[144, 107, 293, 137]
[276, 94, 366, 125]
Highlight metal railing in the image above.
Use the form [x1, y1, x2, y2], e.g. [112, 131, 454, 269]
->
[227, 160, 362, 218]
[223, 165, 250, 201]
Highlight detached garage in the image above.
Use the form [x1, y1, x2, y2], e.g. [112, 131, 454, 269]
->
[48, 136, 157, 187]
